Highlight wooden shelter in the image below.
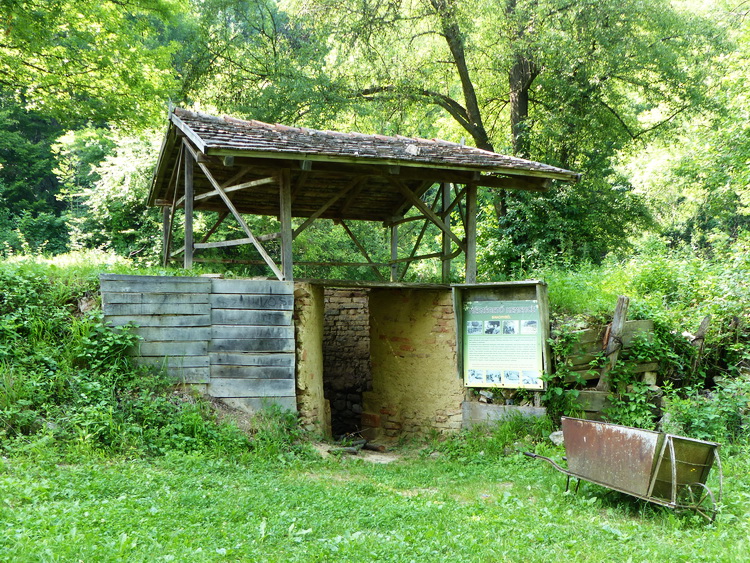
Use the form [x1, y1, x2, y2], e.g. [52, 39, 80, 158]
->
[149, 108, 580, 282]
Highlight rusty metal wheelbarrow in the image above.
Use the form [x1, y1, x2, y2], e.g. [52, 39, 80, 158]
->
[525, 417, 722, 522]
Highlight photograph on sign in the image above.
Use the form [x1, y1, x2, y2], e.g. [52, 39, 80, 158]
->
[462, 300, 544, 389]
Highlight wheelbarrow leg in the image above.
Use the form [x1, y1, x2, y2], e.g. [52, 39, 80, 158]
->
[565, 475, 581, 493]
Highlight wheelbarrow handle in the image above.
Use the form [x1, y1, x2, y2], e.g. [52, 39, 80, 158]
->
[523, 451, 571, 476]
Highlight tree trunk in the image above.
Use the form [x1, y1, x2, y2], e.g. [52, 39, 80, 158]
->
[509, 54, 537, 159]
[429, 0, 493, 152]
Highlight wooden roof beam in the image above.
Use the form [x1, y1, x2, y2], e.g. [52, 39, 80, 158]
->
[292, 178, 364, 239]
[394, 180, 466, 252]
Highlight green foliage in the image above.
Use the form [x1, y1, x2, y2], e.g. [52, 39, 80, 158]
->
[661, 378, 750, 444]
[0, 0, 183, 124]
[430, 414, 553, 462]
[1, 435, 746, 560]
[57, 129, 163, 261]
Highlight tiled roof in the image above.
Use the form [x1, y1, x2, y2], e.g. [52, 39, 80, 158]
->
[172, 108, 579, 181]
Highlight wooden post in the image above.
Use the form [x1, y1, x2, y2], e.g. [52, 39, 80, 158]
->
[465, 183, 477, 283]
[390, 223, 399, 282]
[183, 147, 194, 269]
[442, 182, 451, 283]
[162, 206, 171, 265]
[596, 295, 630, 392]
[279, 169, 294, 281]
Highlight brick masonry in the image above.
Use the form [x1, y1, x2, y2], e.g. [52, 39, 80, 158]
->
[323, 288, 372, 436]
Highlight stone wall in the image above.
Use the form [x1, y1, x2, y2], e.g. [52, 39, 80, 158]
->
[363, 288, 464, 437]
[323, 288, 371, 436]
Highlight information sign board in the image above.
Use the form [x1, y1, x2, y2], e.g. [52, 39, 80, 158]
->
[462, 299, 544, 389]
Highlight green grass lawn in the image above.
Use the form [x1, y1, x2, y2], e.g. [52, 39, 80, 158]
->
[2, 445, 748, 562]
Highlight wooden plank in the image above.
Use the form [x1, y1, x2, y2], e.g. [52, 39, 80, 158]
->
[207, 378, 296, 398]
[621, 319, 654, 348]
[137, 356, 210, 368]
[564, 368, 602, 383]
[209, 338, 295, 353]
[218, 397, 297, 413]
[210, 325, 294, 340]
[164, 366, 211, 383]
[193, 176, 275, 203]
[396, 180, 466, 251]
[210, 352, 293, 367]
[292, 178, 360, 238]
[103, 303, 210, 316]
[102, 292, 209, 305]
[632, 362, 659, 373]
[575, 390, 612, 412]
[211, 279, 293, 295]
[211, 309, 292, 326]
[210, 293, 293, 310]
[194, 238, 257, 250]
[134, 327, 211, 342]
[340, 220, 386, 282]
[105, 314, 211, 328]
[100, 280, 210, 294]
[390, 223, 398, 282]
[442, 182, 451, 283]
[210, 365, 295, 379]
[100, 274, 210, 284]
[136, 341, 208, 356]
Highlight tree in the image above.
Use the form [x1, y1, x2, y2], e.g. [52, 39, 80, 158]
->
[0, 0, 183, 125]
[287, 0, 720, 267]
[181, 0, 341, 125]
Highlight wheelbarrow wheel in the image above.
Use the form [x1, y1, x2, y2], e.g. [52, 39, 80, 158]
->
[678, 483, 717, 523]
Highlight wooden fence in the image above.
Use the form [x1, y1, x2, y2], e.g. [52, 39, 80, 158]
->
[100, 275, 296, 412]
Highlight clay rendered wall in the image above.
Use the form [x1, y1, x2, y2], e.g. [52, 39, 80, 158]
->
[362, 288, 464, 437]
[323, 289, 371, 436]
[293, 283, 330, 435]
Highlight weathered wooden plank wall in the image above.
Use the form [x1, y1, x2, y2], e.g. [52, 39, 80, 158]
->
[100, 274, 296, 412]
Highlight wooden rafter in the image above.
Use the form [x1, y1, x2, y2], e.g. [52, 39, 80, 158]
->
[199, 211, 229, 244]
[292, 178, 363, 239]
[339, 220, 386, 282]
[394, 180, 466, 252]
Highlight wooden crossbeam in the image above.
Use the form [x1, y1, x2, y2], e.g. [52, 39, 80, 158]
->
[399, 189, 442, 282]
[340, 220, 386, 282]
[193, 177, 275, 203]
[391, 179, 434, 217]
[195, 237, 256, 250]
[442, 185, 467, 218]
[292, 178, 362, 239]
[394, 180, 466, 252]
[199, 211, 229, 244]
[196, 161, 283, 280]
[392, 250, 461, 264]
